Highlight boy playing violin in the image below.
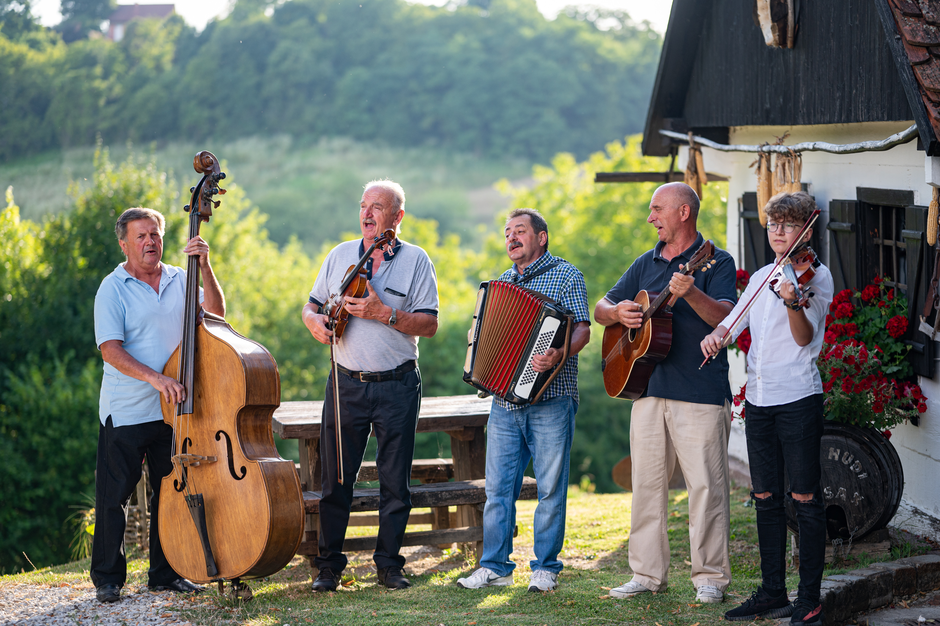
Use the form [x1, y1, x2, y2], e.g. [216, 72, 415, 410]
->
[701, 192, 833, 624]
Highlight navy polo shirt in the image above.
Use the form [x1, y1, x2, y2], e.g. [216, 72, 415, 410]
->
[604, 233, 737, 406]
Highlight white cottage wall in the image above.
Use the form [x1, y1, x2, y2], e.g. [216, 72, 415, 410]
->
[676, 121, 940, 523]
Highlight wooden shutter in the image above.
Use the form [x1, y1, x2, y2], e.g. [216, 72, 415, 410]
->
[740, 192, 774, 275]
[903, 205, 935, 378]
[827, 200, 859, 294]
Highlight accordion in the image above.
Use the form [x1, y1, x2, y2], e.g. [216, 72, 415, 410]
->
[463, 280, 573, 406]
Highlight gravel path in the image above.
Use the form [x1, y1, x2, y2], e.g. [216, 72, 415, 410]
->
[0, 582, 198, 626]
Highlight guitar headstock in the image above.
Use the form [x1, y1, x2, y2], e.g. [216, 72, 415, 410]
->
[685, 240, 716, 274]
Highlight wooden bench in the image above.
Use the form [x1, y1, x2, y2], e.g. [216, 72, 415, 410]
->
[272, 395, 538, 565]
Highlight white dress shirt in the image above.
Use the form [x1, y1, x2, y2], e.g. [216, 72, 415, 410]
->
[722, 262, 834, 407]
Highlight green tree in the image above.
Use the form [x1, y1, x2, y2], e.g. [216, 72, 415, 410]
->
[0, 0, 40, 40]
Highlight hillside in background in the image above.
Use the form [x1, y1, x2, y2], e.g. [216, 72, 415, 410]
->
[0, 136, 532, 253]
[0, 0, 662, 165]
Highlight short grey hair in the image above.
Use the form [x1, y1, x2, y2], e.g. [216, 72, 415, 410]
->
[663, 182, 700, 219]
[115, 207, 165, 241]
[363, 180, 406, 213]
[506, 207, 549, 249]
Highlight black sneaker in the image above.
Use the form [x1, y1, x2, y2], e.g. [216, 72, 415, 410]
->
[790, 598, 823, 625]
[723, 586, 792, 621]
[311, 567, 340, 592]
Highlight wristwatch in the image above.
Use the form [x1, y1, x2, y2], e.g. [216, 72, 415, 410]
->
[388, 308, 398, 326]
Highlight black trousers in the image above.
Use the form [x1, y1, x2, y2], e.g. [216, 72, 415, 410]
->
[90, 416, 178, 588]
[745, 394, 826, 603]
[314, 367, 421, 572]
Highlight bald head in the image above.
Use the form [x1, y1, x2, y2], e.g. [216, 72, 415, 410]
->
[656, 182, 700, 219]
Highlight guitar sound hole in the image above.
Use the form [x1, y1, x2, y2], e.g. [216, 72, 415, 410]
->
[628, 328, 637, 342]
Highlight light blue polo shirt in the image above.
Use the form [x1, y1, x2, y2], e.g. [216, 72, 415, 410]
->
[94, 262, 201, 427]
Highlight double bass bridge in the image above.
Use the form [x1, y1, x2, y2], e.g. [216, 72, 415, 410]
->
[172, 453, 218, 468]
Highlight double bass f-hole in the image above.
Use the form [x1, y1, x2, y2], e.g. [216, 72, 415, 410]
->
[215, 430, 248, 480]
[173, 437, 193, 493]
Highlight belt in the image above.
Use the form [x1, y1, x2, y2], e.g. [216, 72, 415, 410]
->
[335, 360, 416, 383]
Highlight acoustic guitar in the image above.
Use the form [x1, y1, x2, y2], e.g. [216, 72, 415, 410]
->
[601, 240, 716, 400]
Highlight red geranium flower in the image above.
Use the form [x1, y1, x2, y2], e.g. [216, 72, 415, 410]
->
[861, 284, 879, 303]
[833, 289, 853, 305]
[736, 269, 750, 291]
[872, 401, 884, 414]
[887, 315, 908, 338]
[736, 328, 752, 355]
[834, 302, 854, 319]
[882, 429, 892, 440]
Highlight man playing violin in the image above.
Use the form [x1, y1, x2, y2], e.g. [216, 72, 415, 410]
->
[93, 207, 225, 603]
[302, 180, 439, 592]
[456, 208, 590, 593]
[701, 191, 833, 625]
[595, 182, 737, 605]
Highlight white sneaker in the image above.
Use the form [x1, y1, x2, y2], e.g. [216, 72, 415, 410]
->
[527, 569, 558, 592]
[695, 584, 723, 603]
[609, 580, 651, 598]
[456, 567, 513, 589]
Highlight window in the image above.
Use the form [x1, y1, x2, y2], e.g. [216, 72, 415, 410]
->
[828, 188, 934, 382]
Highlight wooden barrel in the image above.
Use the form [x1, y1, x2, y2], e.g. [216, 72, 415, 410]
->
[785, 422, 903, 540]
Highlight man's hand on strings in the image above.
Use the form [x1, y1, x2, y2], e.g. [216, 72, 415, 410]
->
[614, 300, 644, 328]
[669, 266, 695, 299]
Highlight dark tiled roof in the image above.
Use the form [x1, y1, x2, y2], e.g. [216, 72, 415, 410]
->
[887, 0, 940, 142]
[110, 4, 174, 23]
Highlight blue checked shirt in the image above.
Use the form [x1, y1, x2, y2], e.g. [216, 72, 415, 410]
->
[492, 251, 590, 409]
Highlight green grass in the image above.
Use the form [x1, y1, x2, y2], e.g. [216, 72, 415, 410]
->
[0, 135, 532, 254]
[4, 484, 913, 625]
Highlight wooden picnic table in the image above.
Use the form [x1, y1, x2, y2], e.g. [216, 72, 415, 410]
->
[272, 394, 536, 566]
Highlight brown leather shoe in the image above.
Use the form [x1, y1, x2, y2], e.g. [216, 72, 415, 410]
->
[377, 567, 411, 590]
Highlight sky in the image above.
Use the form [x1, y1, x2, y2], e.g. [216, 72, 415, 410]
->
[30, 0, 674, 34]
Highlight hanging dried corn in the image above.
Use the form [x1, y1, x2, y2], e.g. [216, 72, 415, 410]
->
[929, 186, 939, 247]
[788, 153, 803, 193]
[684, 134, 704, 199]
[772, 153, 788, 196]
[756, 152, 772, 227]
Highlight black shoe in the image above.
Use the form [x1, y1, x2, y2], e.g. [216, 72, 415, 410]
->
[96, 583, 122, 603]
[150, 578, 204, 594]
[724, 586, 792, 621]
[790, 598, 824, 625]
[377, 566, 411, 590]
[311, 567, 340, 592]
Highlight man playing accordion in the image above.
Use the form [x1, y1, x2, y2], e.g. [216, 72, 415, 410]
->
[457, 208, 590, 593]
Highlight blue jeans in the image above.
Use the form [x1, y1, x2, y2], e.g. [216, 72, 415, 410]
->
[745, 394, 825, 603]
[480, 395, 577, 576]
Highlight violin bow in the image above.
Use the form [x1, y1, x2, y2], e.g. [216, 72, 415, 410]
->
[699, 208, 820, 369]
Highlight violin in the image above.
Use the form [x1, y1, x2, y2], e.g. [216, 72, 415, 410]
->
[322, 229, 396, 339]
[768, 244, 821, 309]
[699, 208, 821, 369]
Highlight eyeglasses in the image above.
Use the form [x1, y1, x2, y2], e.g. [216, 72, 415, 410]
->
[766, 222, 801, 234]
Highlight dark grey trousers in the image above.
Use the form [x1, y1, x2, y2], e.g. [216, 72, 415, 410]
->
[314, 367, 421, 572]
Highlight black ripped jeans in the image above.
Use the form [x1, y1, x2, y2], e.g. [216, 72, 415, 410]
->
[744, 394, 825, 604]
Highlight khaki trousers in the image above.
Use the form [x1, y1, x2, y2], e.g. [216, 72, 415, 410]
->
[628, 396, 732, 591]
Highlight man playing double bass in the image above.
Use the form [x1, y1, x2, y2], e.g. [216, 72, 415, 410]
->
[92, 207, 225, 603]
[594, 182, 737, 605]
[302, 180, 439, 592]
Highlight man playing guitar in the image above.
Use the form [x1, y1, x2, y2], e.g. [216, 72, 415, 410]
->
[594, 182, 737, 605]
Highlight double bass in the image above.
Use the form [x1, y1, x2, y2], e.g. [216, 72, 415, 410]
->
[159, 151, 304, 599]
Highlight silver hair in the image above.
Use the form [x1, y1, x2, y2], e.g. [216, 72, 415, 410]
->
[115, 207, 165, 241]
[363, 180, 406, 213]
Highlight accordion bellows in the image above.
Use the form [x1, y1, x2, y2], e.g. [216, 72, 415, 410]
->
[463, 280, 572, 405]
